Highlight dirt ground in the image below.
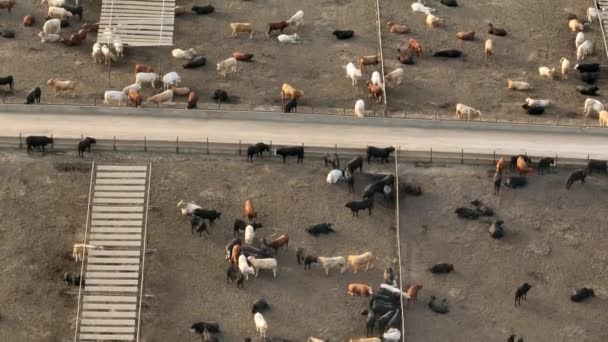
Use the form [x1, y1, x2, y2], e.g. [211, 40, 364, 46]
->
[2, 0, 603, 124]
[381, 0, 605, 125]
[0, 0, 378, 111]
[1, 149, 607, 341]
[400, 163, 608, 342]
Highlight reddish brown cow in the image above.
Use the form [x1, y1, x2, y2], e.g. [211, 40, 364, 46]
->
[407, 284, 423, 303]
[135, 64, 154, 74]
[408, 38, 423, 57]
[187, 90, 198, 109]
[266, 21, 288, 36]
[244, 199, 257, 222]
[23, 15, 35, 26]
[231, 244, 241, 265]
[0, 0, 16, 14]
[128, 88, 142, 107]
[366, 81, 383, 104]
[264, 234, 289, 253]
[347, 283, 372, 296]
[232, 52, 254, 62]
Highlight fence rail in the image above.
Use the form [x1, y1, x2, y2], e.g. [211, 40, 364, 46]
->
[0, 134, 598, 167]
[0, 92, 605, 128]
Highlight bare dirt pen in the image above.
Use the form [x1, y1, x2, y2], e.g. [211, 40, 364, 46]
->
[0, 0, 378, 111]
[400, 163, 608, 342]
[380, 0, 605, 125]
[2, 148, 607, 341]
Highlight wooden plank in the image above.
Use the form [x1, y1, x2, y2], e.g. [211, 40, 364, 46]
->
[83, 303, 137, 311]
[91, 220, 142, 226]
[97, 165, 147, 171]
[94, 198, 145, 204]
[96, 172, 147, 178]
[95, 192, 144, 198]
[99, 16, 175, 20]
[96, 179, 146, 185]
[94, 185, 146, 191]
[91, 213, 143, 220]
[81, 326, 136, 333]
[84, 286, 139, 293]
[87, 257, 140, 264]
[98, 26, 175, 33]
[87, 265, 139, 271]
[96, 29, 174, 36]
[90, 227, 143, 233]
[89, 240, 142, 247]
[93, 206, 144, 212]
[102, 2, 175, 9]
[125, 41, 173, 46]
[79, 333, 134, 340]
[89, 234, 142, 240]
[86, 279, 139, 285]
[86, 272, 139, 278]
[84, 296, 138, 302]
[88, 250, 141, 256]
[80, 319, 136, 326]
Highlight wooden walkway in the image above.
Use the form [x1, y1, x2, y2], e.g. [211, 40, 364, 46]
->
[74, 164, 151, 341]
[97, 0, 175, 46]
[596, 0, 608, 58]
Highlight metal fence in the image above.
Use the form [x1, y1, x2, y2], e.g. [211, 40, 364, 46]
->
[0, 134, 597, 167]
[1, 91, 605, 128]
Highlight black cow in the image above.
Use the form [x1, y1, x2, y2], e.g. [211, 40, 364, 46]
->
[493, 170, 503, 195]
[78, 137, 96, 158]
[505, 176, 528, 189]
[471, 199, 493, 216]
[428, 296, 449, 314]
[1, 30, 15, 38]
[514, 282, 532, 307]
[362, 182, 384, 199]
[454, 207, 479, 220]
[191, 215, 209, 235]
[387, 308, 402, 329]
[233, 219, 262, 236]
[332, 29, 354, 40]
[344, 168, 355, 193]
[60, 19, 70, 28]
[183, 56, 207, 69]
[240, 245, 274, 258]
[306, 223, 335, 236]
[191, 209, 221, 225]
[303, 255, 318, 270]
[211, 89, 228, 102]
[251, 298, 270, 314]
[0, 75, 14, 91]
[347, 156, 364, 173]
[192, 5, 214, 14]
[283, 98, 297, 113]
[432, 49, 463, 58]
[537, 157, 554, 175]
[522, 104, 544, 115]
[507, 334, 524, 342]
[275, 146, 304, 163]
[62, 5, 83, 20]
[367, 146, 395, 163]
[247, 142, 270, 162]
[566, 169, 587, 189]
[26, 136, 53, 155]
[576, 84, 599, 96]
[190, 321, 221, 334]
[580, 72, 599, 84]
[345, 198, 373, 216]
[365, 309, 376, 337]
[574, 63, 600, 73]
[226, 264, 239, 283]
[570, 287, 595, 302]
[296, 247, 304, 264]
[64, 272, 83, 286]
[440, 0, 458, 6]
[428, 263, 454, 274]
[225, 237, 241, 260]
[24, 87, 41, 104]
[587, 159, 607, 174]
[489, 219, 504, 239]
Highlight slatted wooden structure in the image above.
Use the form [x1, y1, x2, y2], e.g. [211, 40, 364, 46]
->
[74, 164, 152, 341]
[97, 0, 175, 46]
[594, 0, 608, 59]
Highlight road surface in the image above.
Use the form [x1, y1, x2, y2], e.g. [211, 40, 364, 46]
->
[1, 111, 606, 159]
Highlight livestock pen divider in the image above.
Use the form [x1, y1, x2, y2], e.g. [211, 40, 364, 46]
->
[0, 135, 598, 167]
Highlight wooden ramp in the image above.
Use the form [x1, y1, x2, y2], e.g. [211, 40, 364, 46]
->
[74, 164, 151, 341]
[97, 0, 175, 46]
[596, 0, 608, 58]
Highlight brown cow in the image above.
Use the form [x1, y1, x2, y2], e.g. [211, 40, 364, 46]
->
[357, 55, 379, 70]
[516, 156, 533, 175]
[407, 284, 423, 303]
[231, 244, 241, 265]
[232, 52, 254, 62]
[280, 83, 304, 101]
[135, 64, 154, 74]
[263, 234, 288, 253]
[266, 21, 288, 37]
[244, 199, 257, 221]
[456, 31, 475, 41]
[496, 157, 507, 172]
[408, 38, 423, 57]
[366, 81, 383, 104]
[186, 90, 198, 109]
[347, 283, 372, 296]
[80, 22, 100, 33]
[0, 0, 16, 13]
[23, 15, 35, 26]
[128, 88, 142, 108]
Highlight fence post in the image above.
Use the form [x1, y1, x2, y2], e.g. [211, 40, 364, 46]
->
[493, 150, 496, 165]
[461, 148, 464, 164]
[51, 134, 54, 151]
[206, 137, 209, 155]
[19, 132, 22, 149]
[176, 137, 179, 154]
[555, 154, 558, 167]
[144, 136, 147, 152]
[239, 139, 242, 156]
[430, 147, 433, 163]
[94, 97, 96, 106]
[113, 136, 116, 151]
[269, 140, 272, 153]
[334, 144, 338, 155]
